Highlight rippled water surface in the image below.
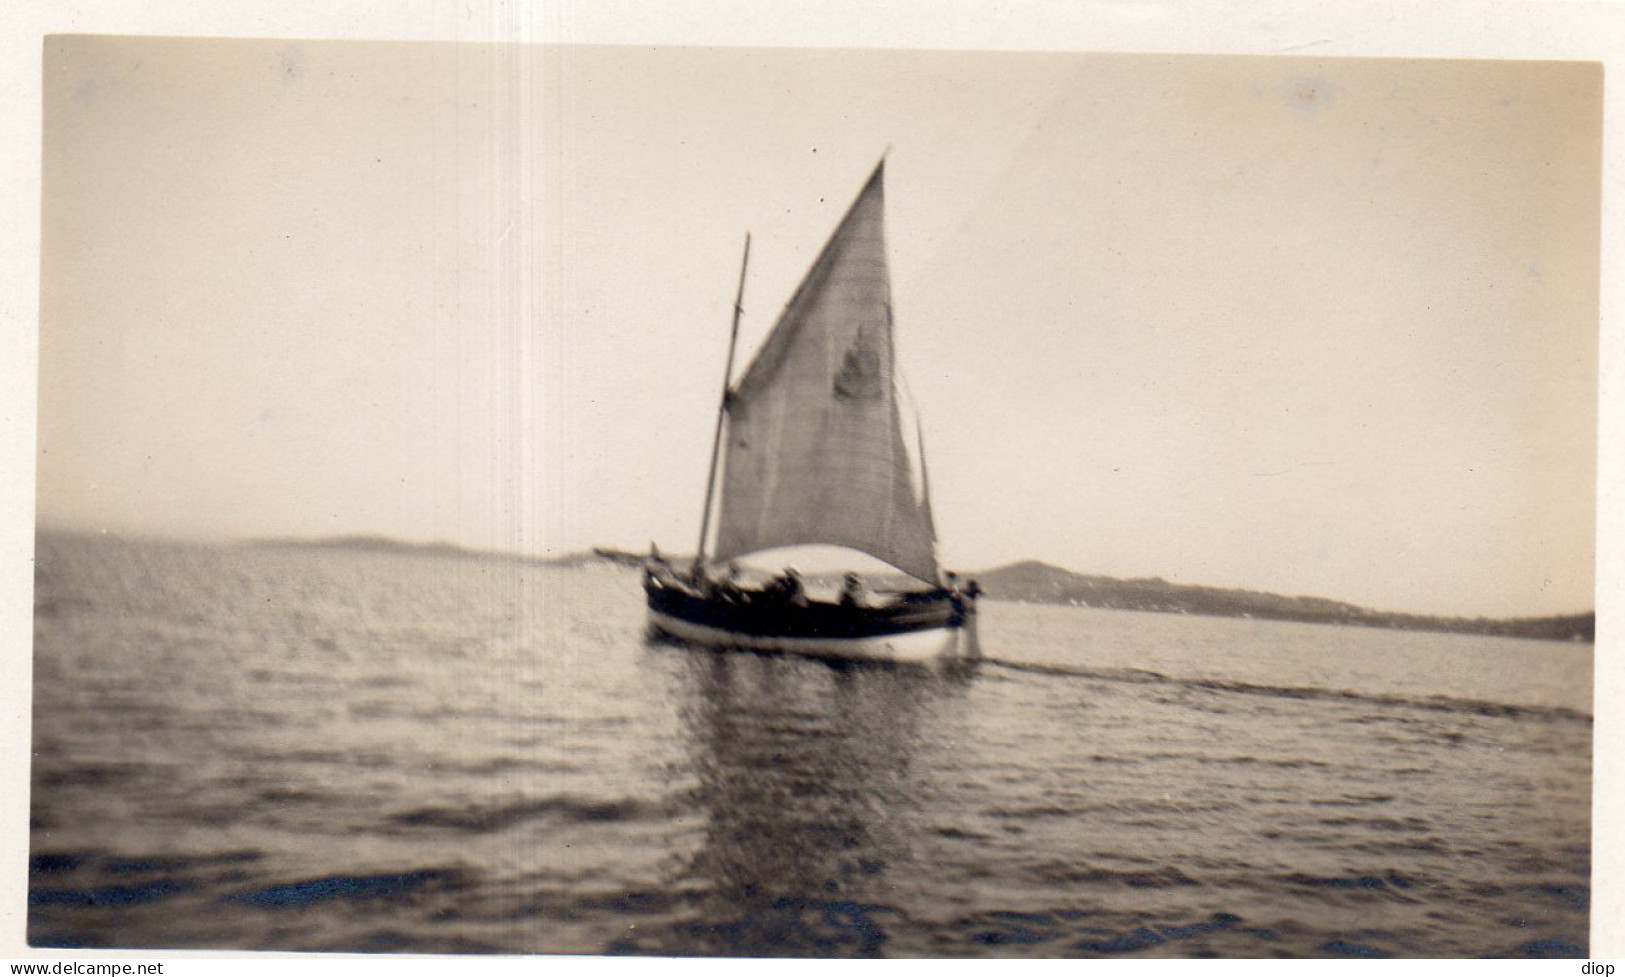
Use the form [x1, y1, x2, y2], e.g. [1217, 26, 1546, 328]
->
[29, 534, 1591, 957]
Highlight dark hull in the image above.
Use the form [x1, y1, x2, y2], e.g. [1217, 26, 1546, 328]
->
[644, 577, 977, 663]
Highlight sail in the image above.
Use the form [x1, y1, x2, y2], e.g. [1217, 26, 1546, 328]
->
[711, 161, 940, 582]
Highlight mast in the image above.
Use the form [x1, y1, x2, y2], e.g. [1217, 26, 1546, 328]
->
[693, 232, 752, 577]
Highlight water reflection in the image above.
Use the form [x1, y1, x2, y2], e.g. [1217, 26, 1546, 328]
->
[663, 648, 962, 955]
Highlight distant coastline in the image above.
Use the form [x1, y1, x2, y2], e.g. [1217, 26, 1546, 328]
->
[239, 535, 1593, 645]
[249, 534, 608, 569]
[971, 560, 1593, 645]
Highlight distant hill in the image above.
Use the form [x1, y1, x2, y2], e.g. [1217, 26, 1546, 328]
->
[254, 535, 479, 559]
[252, 535, 607, 568]
[590, 547, 656, 568]
[972, 561, 1593, 644]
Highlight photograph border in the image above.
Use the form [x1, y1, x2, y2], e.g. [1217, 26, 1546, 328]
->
[2, 0, 1619, 964]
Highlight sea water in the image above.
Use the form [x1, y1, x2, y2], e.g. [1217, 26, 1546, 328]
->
[27, 533, 1591, 957]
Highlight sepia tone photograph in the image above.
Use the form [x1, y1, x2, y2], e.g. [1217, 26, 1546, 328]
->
[26, 35, 1598, 958]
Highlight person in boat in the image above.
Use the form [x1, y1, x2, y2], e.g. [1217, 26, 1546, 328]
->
[716, 562, 744, 601]
[693, 565, 716, 597]
[766, 568, 807, 607]
[644, 542, 676, 588]
[942, 570, 981, 616]
[838, 572, 867, 608]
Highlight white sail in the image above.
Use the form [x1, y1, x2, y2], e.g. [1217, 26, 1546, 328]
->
[711, 161, 940, 582]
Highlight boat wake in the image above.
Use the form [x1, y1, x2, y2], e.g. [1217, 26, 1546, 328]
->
[978, 657, 1590, 723]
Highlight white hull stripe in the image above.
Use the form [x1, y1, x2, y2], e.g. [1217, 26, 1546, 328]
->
[648, 609, 971, 665]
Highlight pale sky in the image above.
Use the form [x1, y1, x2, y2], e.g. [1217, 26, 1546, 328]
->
[38, 37, 1599, 617]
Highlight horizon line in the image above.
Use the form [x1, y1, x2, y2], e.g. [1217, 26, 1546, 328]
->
[31, 522, 1596, 623]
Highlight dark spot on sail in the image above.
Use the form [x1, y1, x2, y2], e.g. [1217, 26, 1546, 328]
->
[834, 332, 883, 400]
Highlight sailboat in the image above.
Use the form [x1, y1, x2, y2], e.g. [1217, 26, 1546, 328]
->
[644, 157, 980, 665]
